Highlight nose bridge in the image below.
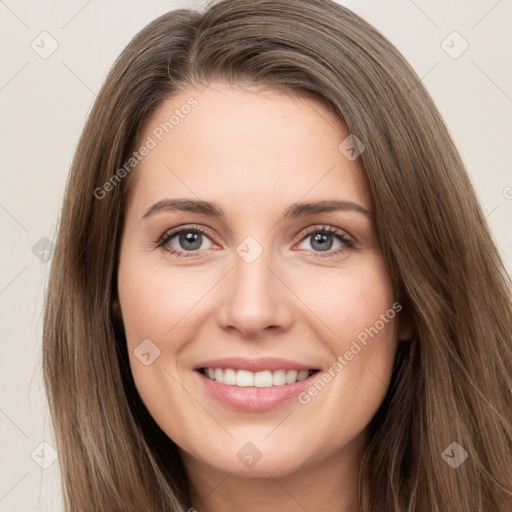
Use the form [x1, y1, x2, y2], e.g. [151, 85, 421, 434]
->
[216, 240, 293, 336]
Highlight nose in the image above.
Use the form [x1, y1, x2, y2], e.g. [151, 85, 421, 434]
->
[215, 249, 295, 340]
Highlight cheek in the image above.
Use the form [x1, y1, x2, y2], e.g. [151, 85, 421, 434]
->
[294, 256, 399, 417]
[295, 254, 397, 347]
[118, 254, 210, 346]
[117, 255, 212, 442]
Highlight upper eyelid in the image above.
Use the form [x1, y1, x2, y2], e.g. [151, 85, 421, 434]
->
[159, 224, 215, 243]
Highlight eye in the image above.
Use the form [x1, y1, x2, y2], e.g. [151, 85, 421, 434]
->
[156, 224, 355, 259]
[295, 225, 354, 258]
[156, 225, 215, 257]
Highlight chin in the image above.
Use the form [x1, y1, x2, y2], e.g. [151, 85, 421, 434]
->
[184, 437, 314, 478]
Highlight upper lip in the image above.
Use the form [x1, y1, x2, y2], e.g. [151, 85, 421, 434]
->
[194, 357, 320, 373]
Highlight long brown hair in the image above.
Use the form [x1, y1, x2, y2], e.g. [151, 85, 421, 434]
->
[42, 0, 512, 510]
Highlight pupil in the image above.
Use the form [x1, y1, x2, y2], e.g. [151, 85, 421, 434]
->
[180, 231, 202, 250]
[312, 232, 333, 251]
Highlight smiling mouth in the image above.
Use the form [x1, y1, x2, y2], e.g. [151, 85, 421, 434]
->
[197, 367, 320, 387]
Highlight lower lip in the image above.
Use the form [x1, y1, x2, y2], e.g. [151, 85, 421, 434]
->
[195, 370, 318, 412]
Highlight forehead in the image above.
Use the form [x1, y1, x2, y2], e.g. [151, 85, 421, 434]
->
[127, 82, 372, 216]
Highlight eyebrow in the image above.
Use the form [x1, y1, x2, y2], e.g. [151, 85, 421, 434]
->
[142, 198, 373, 220]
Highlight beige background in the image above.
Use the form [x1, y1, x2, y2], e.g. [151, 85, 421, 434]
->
[0, 1, 511, 510]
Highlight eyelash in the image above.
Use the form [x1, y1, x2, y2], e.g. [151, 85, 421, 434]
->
[155, 224, 355, 259]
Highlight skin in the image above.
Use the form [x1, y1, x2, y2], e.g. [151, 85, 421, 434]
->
[117, 82, 412, 512]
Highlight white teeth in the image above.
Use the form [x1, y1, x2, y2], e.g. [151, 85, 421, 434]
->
[285, 370, 298, 384]
[254, 370, 272, 388]
[236, 370, 253, 387]
[223, 368, 237, 385]
[202, 367, 315, 387]
[272, 369, 286, 386]
[297, 370, 309, 381]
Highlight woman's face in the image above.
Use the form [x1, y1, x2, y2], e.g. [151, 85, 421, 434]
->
[117, 82, 411, 478]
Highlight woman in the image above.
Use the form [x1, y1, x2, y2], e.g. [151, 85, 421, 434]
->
[42, 0, 512, 510]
